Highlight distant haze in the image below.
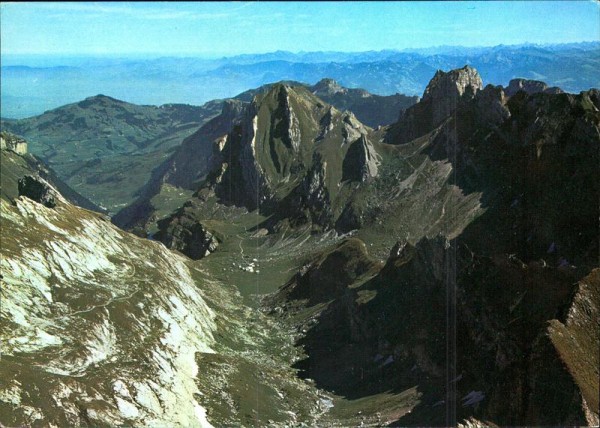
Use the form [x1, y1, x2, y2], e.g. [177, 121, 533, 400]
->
[2, 43, 599, 119]
[1, 1, 599, 118]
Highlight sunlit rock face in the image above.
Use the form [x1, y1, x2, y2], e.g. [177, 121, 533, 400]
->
[549, 269, 600, 427]
[422, 65, 484, 125]
[388, 65, 484, 144]
[0, 193, 216, 427]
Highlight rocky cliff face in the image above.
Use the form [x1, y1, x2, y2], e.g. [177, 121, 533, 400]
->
[155, 201, 220, 260]
[548, 269, 600, 427]
[423, 66, 484, 124]
[0, 131, 27, 154]
[265, 68, 599, 426]
[206, 84, 383, 228]
[441, 88, 600, 265]
[341, 135, 380, 182]
[388, 65, 483, 144]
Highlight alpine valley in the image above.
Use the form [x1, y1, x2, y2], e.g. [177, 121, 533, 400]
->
[1, 64, 598, 428]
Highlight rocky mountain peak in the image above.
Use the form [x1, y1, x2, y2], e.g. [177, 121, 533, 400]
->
[423, 65, 483, 100]
[387, 66, 484, 144]
[232, 83, 312, 209]
[94, 93, 118, 100]
[340, 111, 368, 144]
[199, 81, 385, 226]
[312, 78, 345, 95]
[423, 65, 484, 125]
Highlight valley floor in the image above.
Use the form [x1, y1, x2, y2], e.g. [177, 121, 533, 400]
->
[189, 208, 429, 427]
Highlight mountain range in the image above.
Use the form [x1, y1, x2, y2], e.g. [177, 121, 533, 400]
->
[2, 43, 598, 119]
[2, 80, 416, 213]
[1, 64, 598, 427]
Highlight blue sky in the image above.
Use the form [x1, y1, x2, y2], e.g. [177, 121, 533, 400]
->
[1, 1, 599, 56]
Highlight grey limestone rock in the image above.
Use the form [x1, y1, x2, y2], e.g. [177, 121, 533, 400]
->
[423, 65, 484, 125]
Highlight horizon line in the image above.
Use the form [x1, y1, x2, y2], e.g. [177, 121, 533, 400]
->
[2, 40, 599, 58]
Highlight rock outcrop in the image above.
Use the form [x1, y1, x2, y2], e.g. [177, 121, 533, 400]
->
[388, 65, 484, 144]
[505, 78, 563, 96]
[473, 84, 511, 125]
[312, 78, 345, 95]
[155, 202, 219, 260]
[1, 147, 105, 213]
[548, 269, 600, 427]
[17, 175, 62, 208]
[458, 417, 498, 428]
[341, 135, 379, 182]
[340, 111, 368, 145]
[0, 131, 27, 155]
[423, 65, 484, 125]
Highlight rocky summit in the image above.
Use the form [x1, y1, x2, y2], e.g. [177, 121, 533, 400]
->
[1, 65, 598, 427]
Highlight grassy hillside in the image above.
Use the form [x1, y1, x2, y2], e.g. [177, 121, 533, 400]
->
[1, 95, 222, 212]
